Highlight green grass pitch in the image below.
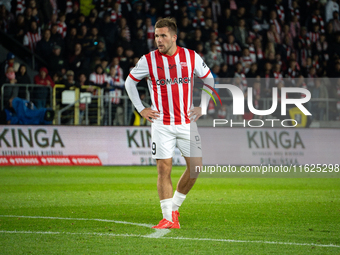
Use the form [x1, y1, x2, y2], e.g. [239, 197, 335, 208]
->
[0, 166, 339, 254]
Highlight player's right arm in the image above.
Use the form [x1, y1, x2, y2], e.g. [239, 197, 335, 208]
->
[125, 55, 160, 123]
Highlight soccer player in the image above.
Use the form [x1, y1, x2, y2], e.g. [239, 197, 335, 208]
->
[125, 18, 214, 229]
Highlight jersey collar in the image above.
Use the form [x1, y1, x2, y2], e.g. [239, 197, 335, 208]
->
[158, 46, 180, 58]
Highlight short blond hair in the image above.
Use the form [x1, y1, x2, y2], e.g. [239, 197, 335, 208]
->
[155, 17, 177, 34]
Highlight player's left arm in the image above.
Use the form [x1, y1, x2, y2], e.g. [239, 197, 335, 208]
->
[189, 52, 215, 122]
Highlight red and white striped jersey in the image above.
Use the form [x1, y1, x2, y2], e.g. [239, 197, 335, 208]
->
[128, 47, 211, 125]
[308, 32, 319, 44]
[23, 31, 41, 52]
[223, 42, 241, 65]
[16, 0, 25, 15]
[270, 19, 281, 34]
[146, 25, 155, 51]
[57, 21, 67, 38]
[89, 72, 108, 86]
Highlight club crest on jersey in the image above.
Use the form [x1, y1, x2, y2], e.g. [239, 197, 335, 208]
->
[156, 77, 191, 86]
[180, 62, 187, 68]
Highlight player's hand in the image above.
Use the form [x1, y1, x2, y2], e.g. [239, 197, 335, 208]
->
[188, 107, 202, 122]
[140, 108, 160, 123]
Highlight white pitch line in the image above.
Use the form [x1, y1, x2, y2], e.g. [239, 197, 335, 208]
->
[0, 230, 339, 248]
[0, 215, 153, 228]
[0, 215, 169, 238]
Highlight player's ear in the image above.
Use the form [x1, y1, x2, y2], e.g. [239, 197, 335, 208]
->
[173, 33, 177, 41]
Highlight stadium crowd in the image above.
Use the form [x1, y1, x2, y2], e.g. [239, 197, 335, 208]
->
[1, 0, 340, 124]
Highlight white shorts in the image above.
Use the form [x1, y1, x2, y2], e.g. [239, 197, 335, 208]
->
[151, 122, 202, 159]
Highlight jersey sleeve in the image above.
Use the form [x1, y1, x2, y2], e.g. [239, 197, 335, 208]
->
[128, 55, 149, 82]
[89, 73, 96, 83]
[194, 52, 211, 79]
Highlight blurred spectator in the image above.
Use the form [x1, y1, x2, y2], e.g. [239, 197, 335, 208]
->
[76, 24, 89, 49]
[311, 79, 329, 120]
[264, 42, 276, 60]
[0, 97, 54, 125]
[217, 105, 227, 119]
[274, 0, 285, 25]
[223, 34, 242, 66]
[220, 63, 234, 79]
[33, 67, 54, 108]
[100, 12, 119, 56]
[62, 70, 80, 89]
[48, 13, 58, 28]
[273, 63, 284, 85]
[48, 45, 67, 77]
[240, 48, 254, 73]
[50, 23, 64, 49]
[66, 2, 80, 25]
[290, 15, 301, 39]
[205, 44, 224, 69]
[64, 26, 77, 57]
[5, 66, 16, 84]
[24, 7, 35, 25]
[36, 29, 54, 63]
[0, 52, 16, 77]
[253, 9, 269, 35]
[334, 78, 340, 120]
[40, 0, 58, 24]
[330, 33, 340, 59]
[286, 59, 300, 85]
[15, 64, 31, 100]
[195, 42, 205, 60]
[281, 24, 294, 48]
[106, 63, 125, 126]
[177, 31, 188, 48]
[232, 6, 247, 28]
[234, 19, 249, 48]
[204, 31, 221, 53]
[219, 8, 234, 31]
[0, 4, 15, 32]
[89, 64, 108, 89]
[211, 64, 220, 79]
[118, 17, 131, 43]
[178, 16, 192, 34]
[57, 12, 67, 38]
[192, 8, 205, 28]
[145, 17, 155, 51]
[267, 23, 281, 46]
[331, 11, 340, 32]
[91, 37, 108, 67]
[261, 61, 274, 98]
[315, 34, 329, 63]
[132, 29, 148, 58]
[246, 63, 260, 78]
[211, 0, 222, 23]
[189, 28, 203, 50]
[234, 62, 248, 88]
[325, 0, 339, 23]
[23, 20, 41, 53]
[308, 24, 321, 44]
[253, 37, 264, 64]
[269, 10, 281, 34]
[16, 64, 31, 85]
[88, 11, 100, 30]
[68, 43, 89, 77]
[251, 80, 263, 112]
[10, 14, 26, 42]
